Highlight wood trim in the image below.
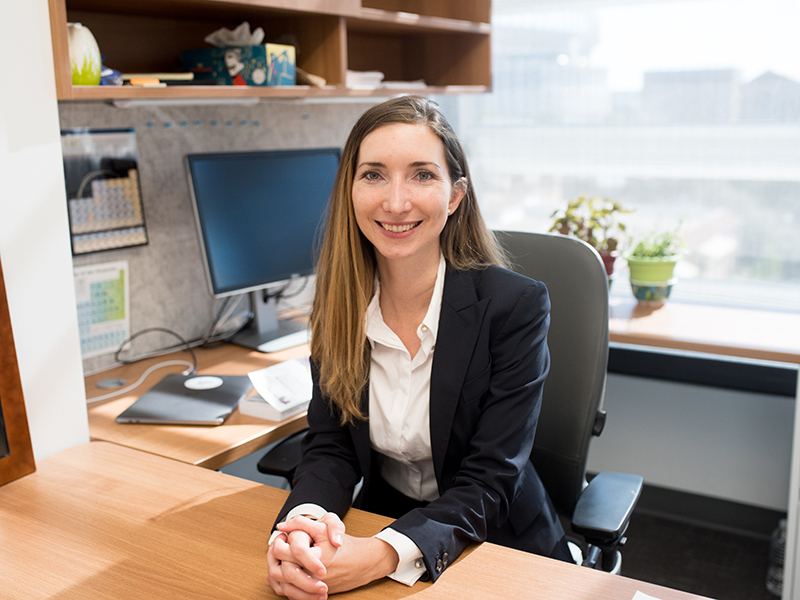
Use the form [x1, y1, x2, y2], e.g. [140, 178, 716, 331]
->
[0, 255, 35, 486]
[48, 0, 74, 99]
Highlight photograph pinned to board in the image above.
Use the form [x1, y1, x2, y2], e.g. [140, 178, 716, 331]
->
[61, 128, 148, 255]
[74, 260, 130, 358]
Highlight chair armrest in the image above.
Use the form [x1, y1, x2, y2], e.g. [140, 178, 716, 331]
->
[571, 472, 644, 544]
[256, 428, 308, 481]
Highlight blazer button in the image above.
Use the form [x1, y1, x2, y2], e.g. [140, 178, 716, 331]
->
[435, 558, 443, 573]
[442, 552, 450, 566]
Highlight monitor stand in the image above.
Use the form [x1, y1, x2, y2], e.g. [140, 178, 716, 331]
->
[232, 290, 309, 353]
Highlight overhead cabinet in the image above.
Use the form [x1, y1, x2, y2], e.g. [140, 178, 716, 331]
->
[48, 0, 491, 100]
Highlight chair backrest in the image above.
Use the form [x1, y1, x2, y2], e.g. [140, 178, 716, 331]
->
[495, 231, 609, 517]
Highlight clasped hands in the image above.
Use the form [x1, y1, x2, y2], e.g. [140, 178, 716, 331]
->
[266, 513, 399, 600]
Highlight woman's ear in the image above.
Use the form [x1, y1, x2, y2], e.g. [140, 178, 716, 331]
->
[449, 177, 468, 214]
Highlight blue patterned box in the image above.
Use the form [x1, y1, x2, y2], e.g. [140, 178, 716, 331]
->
[182, 44, 296, 86]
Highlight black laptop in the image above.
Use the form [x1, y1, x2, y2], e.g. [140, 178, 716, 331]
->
[116, 374, 253, 426]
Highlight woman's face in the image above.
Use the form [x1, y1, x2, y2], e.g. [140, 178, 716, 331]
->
[351, 123, 465, 268]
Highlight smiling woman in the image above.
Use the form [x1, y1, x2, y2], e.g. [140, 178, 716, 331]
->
[265, 95, 571, 600]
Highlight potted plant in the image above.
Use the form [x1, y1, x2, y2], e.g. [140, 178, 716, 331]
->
[549, 196, 633, 282]
[625, 226, 685, 304]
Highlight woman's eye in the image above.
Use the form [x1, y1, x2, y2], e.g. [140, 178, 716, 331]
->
[363, 171, 381, 181]
[417, 171, 434, 181]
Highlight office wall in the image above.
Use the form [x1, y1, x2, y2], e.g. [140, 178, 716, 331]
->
[0, 0, 90, 459]
[59, 100, 377, 375]
[588, 372, 795, 511]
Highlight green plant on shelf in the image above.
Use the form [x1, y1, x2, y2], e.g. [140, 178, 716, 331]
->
[628, 226, 685, 259]
[549, 196, 633, 255]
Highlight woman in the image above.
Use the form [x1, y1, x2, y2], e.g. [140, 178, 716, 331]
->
[267, 95, 570, 600]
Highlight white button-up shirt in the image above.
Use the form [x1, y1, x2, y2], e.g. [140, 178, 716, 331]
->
[365, 253, 445, 503]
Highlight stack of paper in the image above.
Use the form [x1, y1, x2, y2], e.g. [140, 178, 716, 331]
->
[346, 70, 385, 89]
[240, 356, 312, 421]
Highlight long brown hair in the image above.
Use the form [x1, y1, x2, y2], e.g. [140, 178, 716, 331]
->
[311, 95, 508, 424]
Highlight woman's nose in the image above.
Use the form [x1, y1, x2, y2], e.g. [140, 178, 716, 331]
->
[382, 179, 411, 213]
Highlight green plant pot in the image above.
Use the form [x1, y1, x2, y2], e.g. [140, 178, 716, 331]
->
[625, 255, 679, 304]
[625, 255, 678, 283]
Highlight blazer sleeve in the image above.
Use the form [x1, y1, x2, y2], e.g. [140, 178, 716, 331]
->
[389, 276, 551, 581]
[272, 359, 363, 526]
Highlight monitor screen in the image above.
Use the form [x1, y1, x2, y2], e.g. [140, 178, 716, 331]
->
[186, 148, 340, 297]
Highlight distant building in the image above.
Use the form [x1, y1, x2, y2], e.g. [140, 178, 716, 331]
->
[642, 69, 742, 123]
[741, 71, 800, 122]
[478, 22, 611, 125]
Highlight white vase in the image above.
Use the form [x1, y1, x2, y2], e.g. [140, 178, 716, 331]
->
[68, 23, 102, 85]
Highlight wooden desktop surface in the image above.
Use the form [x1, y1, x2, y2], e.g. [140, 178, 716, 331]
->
[85, 343, 311, 470]
[610, 297, 800, 365]
[0, 442, 710, 600]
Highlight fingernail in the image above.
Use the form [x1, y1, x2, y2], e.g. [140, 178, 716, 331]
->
[333, 534, 343, 545]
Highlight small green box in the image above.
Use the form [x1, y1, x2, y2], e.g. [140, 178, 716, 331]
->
[182, 44, 296, 86]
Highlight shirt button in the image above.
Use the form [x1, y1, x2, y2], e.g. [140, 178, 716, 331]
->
[414, 559, 424, 569]
[421, 325, 428, 332]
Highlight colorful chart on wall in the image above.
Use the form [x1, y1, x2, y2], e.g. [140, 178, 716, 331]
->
[74, 261, 130, 358]
[61, 128, 148, 255]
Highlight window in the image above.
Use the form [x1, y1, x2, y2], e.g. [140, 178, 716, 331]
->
[437, 0, 800, 311]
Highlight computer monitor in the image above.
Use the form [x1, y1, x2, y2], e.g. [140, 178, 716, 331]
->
[185, 147, 340, 352]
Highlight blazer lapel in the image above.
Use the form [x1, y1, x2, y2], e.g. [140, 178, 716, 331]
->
[429, 268, 489, 484]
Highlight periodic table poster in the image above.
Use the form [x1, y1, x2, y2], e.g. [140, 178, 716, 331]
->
[61, 128, 148, 255]
[74, 261, 130, 358]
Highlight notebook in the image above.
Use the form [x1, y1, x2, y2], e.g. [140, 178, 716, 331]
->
[116, 374, 253, 426]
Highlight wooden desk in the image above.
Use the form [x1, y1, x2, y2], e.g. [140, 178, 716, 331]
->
[85, 343, 310, 470]
[610, 296, 800, 365]
[0, 442, 709, 600]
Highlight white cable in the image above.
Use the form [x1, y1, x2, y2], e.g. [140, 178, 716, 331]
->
[87, 360, 194, 404]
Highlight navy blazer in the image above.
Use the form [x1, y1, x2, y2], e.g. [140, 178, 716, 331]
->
[274, 265, 566, 582]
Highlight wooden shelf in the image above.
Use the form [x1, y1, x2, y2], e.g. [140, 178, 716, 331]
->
[49, 0, 491, 101]
[67, 84, 487, 101]
[349, 9, 492, 34]
[610, 296, 800, 365]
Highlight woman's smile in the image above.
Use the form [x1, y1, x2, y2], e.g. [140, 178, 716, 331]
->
[378, 221, 422, 234]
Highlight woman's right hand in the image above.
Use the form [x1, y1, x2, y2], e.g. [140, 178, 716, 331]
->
[266, 514, 346, 599]
[267, 530, 328, 600]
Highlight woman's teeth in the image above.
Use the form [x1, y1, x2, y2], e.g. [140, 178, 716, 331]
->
[380, 222, 419, 233]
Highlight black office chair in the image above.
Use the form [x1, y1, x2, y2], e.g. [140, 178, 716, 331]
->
[496, 230, 642, 573]
[258, 230, 643, 573]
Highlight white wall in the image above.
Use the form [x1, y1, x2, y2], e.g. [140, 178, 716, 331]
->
[0, 1, 89, 458]
[588, 372, 796, 511]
